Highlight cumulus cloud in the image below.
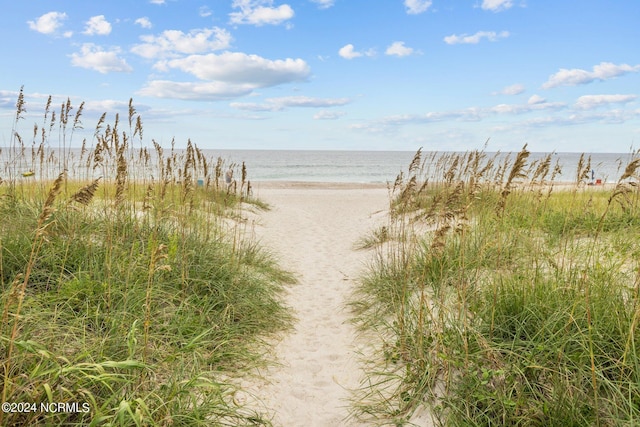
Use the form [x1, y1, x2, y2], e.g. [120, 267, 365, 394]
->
[574, 94, 637, 110]
[310, 0, 335, 9]
[231, 95, 351, 111]
[70, 43, 132, 74]
[385, 41, 414, 57]
[27, 11, 70, 36]
[527, 94, 546, 104]
[164, 52, 309, 85]
[139, 52, 310, 100]
[542, 62, 640, 89]
[495, 83, 525, 95]
[230, 0, 295, 26]
[444, 30, 509, 44]
[131, 27, 231, 59]
[480, 0, 513, 12]
[83, 15, 112, 36]
[404, 0, 433, 14]
[338, 44, 360, 59]
[338, 44, 375, 59]
[135, 17, 152, 29]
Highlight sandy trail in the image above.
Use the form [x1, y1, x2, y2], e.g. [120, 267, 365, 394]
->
[245, 182, 389, 427]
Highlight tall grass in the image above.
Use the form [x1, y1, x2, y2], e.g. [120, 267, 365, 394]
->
[353, 146, 640, 426]
[1, 92, 292, 426]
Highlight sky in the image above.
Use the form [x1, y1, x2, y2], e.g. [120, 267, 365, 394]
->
[1, 0, 639, 152]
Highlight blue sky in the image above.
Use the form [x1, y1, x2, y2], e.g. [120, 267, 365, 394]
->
[1, 0, 639, 152]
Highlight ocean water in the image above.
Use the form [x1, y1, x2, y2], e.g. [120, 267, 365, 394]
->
[2, 148, 636, 184]
[209, 150, 635, 184]
[209, 150, 417, 183]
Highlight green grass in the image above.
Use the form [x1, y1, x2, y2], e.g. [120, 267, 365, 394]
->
[1, 93, 292, 426]
[353, 147, 640, 426]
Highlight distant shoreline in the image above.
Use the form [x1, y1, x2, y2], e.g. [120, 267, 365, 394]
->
[252, 180, 389, 190]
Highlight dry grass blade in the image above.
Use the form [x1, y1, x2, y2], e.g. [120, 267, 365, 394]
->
[497, 144, 530, 215]
[505, 144, 530, 186]
[14, 85, 26, 121]
[408, 147, 423, 174]
[70, 177, 101, 205]
[575, 153, 592, 185]
[73, 102, 85, 130]
[620, 158, 640, 181]
[114, 139, 127, 207]
[128, 98, 136, 130]
[38, 170, 67, 228]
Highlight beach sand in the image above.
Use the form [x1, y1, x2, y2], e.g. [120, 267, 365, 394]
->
[240, 182, 390, 426]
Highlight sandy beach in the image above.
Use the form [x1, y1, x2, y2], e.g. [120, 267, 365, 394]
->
[242, 182, 389, 426]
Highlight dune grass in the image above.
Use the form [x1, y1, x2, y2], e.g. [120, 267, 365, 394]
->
[353, 147, 640, 426]
[1, 91, 292, 426]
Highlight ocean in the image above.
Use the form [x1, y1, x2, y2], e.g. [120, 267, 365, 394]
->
[208, 150, 635, 184]
[2, 148, 636, 184]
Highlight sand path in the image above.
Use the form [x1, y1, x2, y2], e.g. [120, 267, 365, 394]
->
[246, 183, 389, 427]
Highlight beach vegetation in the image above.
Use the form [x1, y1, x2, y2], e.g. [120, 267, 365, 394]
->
[353, 146, 640, 426]
[0, 92, 291, 426]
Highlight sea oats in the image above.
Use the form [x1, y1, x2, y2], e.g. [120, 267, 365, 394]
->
[70, 177, 101, 205]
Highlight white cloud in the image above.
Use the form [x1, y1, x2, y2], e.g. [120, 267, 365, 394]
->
[83, 99, 150, 114]
[271, 96, 350, 108]
[491, 96, 565, 114]
[356, 109, 485, 132]
[131, 27, 232, 59]
[574, 94, 637, 110]
[70, 43, 132, 74]
[481, 0, 513, 12]
[137, 80, 255, 100]
[338, 44, 375, 59]
[314, 110, 346, 120]
[135, 17, 152, 29]
[199, 6, 213, 17]
[139, 52, 310, 100]
[495, 83, 525, 95]
[149, 0, 165, 4]
[542, 62, 640, 89]
[352, 97, 570, 133]
[522, 109, 640, 128]
[230, 0, 295, 26]
[164, 52, 310, 85]
[231, 95, 351, 111]
[444, 30, 509, 45]
[404, 0, 433, 14]
[83, 15, 112, 36]
[339, 44, 360, 59]
[27, 11, 68, 36]
[385, 41, 414, 57]
[310, 0, 335, 9]
[528, 94, 546, 104]
[228, 102, 275, 112]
